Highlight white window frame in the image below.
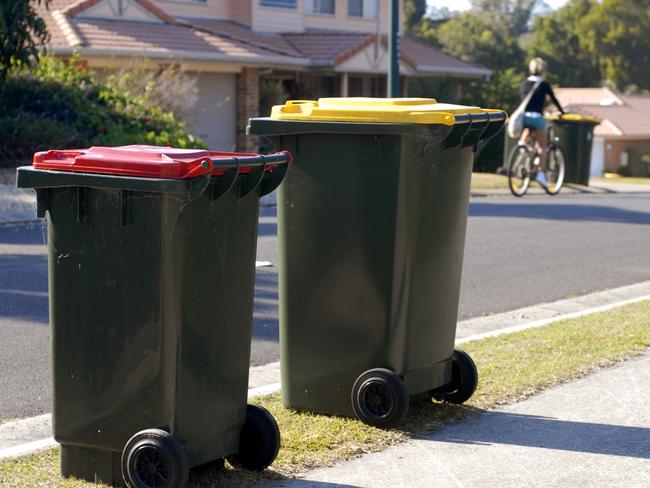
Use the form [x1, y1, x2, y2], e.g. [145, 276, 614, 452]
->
[260, 0, 297, 9]
[306, 0, 336, 15]
[348, 0, 379, 19]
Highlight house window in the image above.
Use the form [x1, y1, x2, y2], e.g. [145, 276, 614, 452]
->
[348, 0, 378, 19]
[306, 0, 335, 15]
[260, 0, 297, 8]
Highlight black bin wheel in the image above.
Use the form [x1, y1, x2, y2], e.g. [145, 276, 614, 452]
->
[351, 368, 409, 429]
[227, 404, 280, 471]
[121, 428, 188, 488]
[432, 349, 478, 404]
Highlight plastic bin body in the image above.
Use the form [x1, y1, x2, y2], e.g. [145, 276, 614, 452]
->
[16, 146, 289, 486]
[549, 116, 600, 185]
[502, 131, 518, 170]
[249, 98, 505, 417]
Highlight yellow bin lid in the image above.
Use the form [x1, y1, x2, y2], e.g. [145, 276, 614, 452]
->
[270, 98, 497, 126]
[548, 113, 601, 124]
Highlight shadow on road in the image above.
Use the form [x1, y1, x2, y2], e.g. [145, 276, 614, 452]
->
[469, 202, 650, 225]
[432, 411, 650, 459]
[0, 253, 48, 324]
[258, 220, 278, 237]
[253, 268, 279, 344]
[0, 222, 46, 245]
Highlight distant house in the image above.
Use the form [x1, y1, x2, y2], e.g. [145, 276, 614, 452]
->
[555, 87, 650, 176]
[37, 0, 491, 152]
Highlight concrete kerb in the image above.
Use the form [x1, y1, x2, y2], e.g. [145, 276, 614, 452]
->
[2, 280, 649, 461]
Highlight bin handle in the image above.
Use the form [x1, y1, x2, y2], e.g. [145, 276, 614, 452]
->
[208, 150, 292, 170]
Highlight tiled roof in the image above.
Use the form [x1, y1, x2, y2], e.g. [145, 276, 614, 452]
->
[33, 1, 489, 77]
[555, 88, 650, 138]
[555, 87, 624, 108]
[34, 0, 77, 48]
[72, 18, 290, 58]
[400, 36, 490, 76]
[282, 31, 372, 65]
[190, 20, 302, 58]
[280, 31, 490, 76]
[34, 0, 306, 65]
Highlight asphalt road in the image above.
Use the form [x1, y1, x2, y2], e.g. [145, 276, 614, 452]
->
[1, 193, 650, 420]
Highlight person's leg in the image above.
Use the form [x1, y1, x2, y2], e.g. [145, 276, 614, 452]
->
[536, 129, 548, 167]
[531, 129, 549, 186]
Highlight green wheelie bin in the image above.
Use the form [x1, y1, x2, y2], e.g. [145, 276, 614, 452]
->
[502, 130, 518, 173]
[16, 145, 291, 487]
[547, 113, 600, 185]
[248, 98, 506, 428]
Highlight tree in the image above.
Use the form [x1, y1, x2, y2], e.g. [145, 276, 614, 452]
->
[528, 0, 600, 87]
[435, 12, 526, 72]
[0, 0, 50, 80]
[470, 0, 540, 36]
[404, 0, 427, 32]
[578, 0, 650, 90]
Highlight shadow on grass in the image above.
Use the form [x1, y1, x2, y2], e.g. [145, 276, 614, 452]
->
[399, 397, 484, 437]
[188, 460, 360, 488]
[186, 400, 484, 487]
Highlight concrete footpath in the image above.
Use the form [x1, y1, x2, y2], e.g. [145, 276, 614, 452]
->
[266, 351, 650, 488]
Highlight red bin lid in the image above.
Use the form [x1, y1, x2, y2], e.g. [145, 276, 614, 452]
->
[32, 145, 261, 179]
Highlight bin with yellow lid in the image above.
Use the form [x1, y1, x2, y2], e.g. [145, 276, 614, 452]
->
[248, 98, 506, 428]
[548, 113, 601, 185]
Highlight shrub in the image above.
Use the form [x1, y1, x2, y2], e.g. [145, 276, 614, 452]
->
[0, 55, 205, 167]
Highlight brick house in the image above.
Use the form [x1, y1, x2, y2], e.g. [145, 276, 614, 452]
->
[38, 0, 491, 152]
[555, 87, 650, 176]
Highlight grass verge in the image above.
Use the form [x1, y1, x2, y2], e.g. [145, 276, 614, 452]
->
[2, 301, 649, 487]
[593, 175, 650, 185]
[470, 172, 510, 190]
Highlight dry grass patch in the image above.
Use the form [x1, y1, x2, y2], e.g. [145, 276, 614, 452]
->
[470, 172, 510, 190]
[592, 175, 650, 185]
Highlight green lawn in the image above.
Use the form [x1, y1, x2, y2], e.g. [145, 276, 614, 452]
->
[1, 301, 649, 487]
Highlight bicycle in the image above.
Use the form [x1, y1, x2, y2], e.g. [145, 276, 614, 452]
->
[508, 121, 566, 197]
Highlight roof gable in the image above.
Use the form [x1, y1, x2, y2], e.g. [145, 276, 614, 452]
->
[63, 0, 175, 24]
[335, 37, 415, 75]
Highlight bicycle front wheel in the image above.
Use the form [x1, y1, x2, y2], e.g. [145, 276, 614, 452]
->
[545, 145, 566, 195]
[508, 145, 532, 197]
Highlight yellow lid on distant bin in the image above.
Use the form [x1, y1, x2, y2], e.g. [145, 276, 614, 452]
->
[270, 98, 494, 126]
[548, 113, 601, 123]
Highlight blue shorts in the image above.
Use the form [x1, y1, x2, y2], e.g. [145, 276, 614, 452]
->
[523, 112, 546, 131]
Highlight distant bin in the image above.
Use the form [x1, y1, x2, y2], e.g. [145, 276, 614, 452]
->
[16, 145, 291, 487]
[548, 114, 600, 185]
[502, 131, 518, 172]
[249, 98, 506, 428]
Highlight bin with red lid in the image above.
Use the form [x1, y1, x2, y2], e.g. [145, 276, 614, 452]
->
[16, 145, 291, 487]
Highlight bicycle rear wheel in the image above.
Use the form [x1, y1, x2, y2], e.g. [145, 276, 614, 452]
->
[508, 145, 532, 197]
[544, 145, 566, 195]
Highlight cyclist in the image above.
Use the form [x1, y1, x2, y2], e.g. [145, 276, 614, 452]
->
[520, 57, 565, 187]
